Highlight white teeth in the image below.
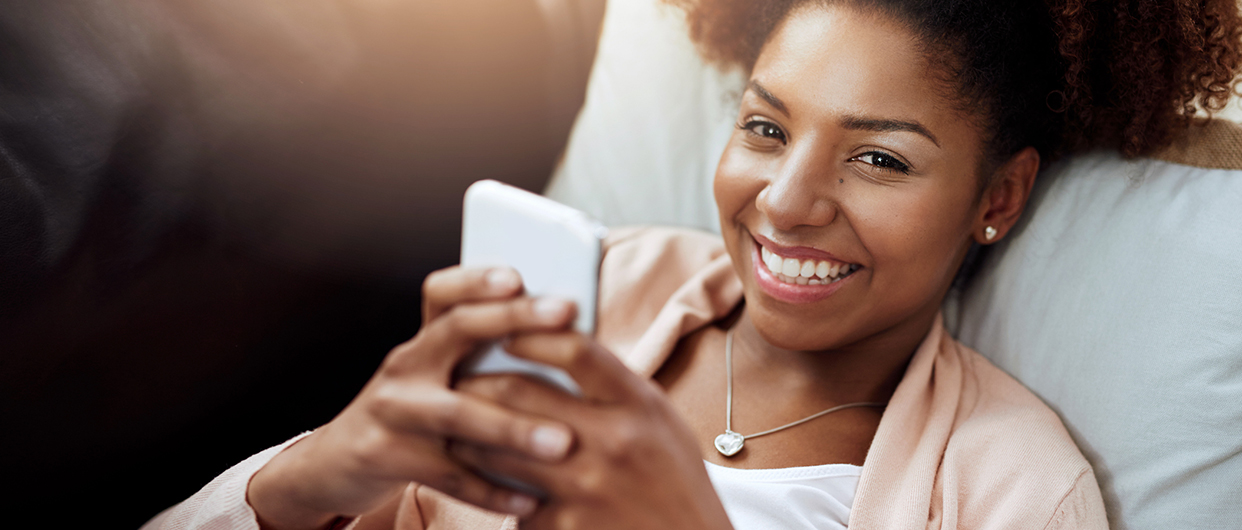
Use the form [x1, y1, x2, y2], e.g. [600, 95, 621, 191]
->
[782, 258, 800, 277]
[761, 247, 780, 274]
[815, 261, 830, 279]
[760, 244, 858, 287]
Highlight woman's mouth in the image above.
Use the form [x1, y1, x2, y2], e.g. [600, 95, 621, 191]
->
[749, 237, 861, 304]
[759, 245, 860, 286]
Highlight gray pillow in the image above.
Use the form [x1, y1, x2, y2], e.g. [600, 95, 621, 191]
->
[952, 123, 1242, 529]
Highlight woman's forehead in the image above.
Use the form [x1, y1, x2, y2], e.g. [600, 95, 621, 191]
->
[750, 4, 979, 150]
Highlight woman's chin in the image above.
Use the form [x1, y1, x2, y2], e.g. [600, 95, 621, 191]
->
[743, 309, 839, 352]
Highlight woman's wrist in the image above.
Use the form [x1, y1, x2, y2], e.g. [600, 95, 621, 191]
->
[247, 436, 341, 530]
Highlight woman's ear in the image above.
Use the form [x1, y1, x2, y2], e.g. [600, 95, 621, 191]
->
[974, 147, 1039, 244]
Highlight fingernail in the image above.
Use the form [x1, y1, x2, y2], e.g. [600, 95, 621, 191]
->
[532, 297, 570, 322]
[530, 425, 572, 460]
[507, 494, 538, 516]
[486, 268, 520, 291]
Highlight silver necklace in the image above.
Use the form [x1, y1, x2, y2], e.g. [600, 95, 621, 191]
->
[714, 328, 887, 457]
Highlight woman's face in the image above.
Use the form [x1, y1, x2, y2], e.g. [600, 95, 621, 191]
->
[715, 4, 987, 352]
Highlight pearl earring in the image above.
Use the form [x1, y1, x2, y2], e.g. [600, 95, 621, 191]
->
[984, 226, 998, 241]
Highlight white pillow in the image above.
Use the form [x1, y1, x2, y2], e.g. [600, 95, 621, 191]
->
[543, 0, 742, 232]
[951, 132, 1242, 529]
[1222, 98, 1242, 123]
[548, 1, 1242, 527]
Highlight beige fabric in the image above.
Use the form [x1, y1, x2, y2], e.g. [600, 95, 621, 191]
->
[141, 433, 321, 530]
[1152, 119, 1242, 170]
[146, 227, 1106, 530]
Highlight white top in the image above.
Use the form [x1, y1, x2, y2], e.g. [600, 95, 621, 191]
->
[705, 461, 862, 530]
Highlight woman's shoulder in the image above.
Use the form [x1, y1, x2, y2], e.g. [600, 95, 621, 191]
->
[602, 225, 727, 265]
[598, 225, 728, 310]
[594, 226, 740, 372]
[598, 225, 727, 301]
[947, 339, 1083, 458]
[939, 338, 1107, 528]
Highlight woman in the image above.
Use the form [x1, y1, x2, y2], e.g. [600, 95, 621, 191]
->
[146, 0, 1241, 528]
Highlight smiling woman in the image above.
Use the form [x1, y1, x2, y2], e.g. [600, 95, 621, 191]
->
[144, 0, 1240, 529]
[713, 6, 1016, 362]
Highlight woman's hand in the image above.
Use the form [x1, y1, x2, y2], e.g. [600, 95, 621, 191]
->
[453, 332, 734, 530]
[247, 266, 579, 530]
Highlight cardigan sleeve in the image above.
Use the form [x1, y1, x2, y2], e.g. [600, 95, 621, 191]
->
[140, 431, 520, 530]
[140, 432, 359, 530]
[1041, 468, 1109, 530]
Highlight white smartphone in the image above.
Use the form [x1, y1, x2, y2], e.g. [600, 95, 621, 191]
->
[456, 179, 607, 396]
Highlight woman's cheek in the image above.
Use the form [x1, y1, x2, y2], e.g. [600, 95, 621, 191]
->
[851, 185, 956, 287]
[900, 189, 975, 292]
[714, 143, 769, 212]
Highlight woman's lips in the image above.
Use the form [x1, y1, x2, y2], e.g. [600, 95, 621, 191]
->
[749, 237, 857, 304]
[752, 234, 847, 262]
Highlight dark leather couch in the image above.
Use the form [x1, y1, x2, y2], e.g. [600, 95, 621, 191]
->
[0, 0, 604, 525]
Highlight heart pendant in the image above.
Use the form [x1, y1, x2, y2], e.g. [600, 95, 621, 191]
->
[714, 431, 744, 457]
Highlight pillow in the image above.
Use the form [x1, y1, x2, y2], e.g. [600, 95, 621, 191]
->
[547, 0, 1242, 527]
[950, 120, 1242, 529]
[1223, 98, 1242, 123]
[543, 0, 742, 232]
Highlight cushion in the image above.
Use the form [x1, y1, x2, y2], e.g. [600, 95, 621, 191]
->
[1224, 99, 1242, 123]
[547, 0, 1242, 527]
[543, 0, 743, 232]
[950, 120, 1242, 529]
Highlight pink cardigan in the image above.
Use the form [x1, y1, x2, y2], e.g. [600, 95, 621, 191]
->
[145, 226, 1107, 530]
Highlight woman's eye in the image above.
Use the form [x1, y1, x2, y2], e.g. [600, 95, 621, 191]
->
[738, 119, 787, 143]
[852, 151, 911, 174]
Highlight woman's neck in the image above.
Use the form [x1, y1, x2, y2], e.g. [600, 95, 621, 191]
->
[729, 306, 936, 406]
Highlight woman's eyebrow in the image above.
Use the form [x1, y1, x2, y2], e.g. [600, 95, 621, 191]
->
[749, 80, 940, 147]
[840, 115, 941, 147]
[746, 80, 790, 117]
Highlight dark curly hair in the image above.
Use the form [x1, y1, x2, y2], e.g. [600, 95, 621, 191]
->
[665, 0, 1242, 168]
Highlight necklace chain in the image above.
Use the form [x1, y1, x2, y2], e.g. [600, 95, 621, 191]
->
[717, 328, 886, 457]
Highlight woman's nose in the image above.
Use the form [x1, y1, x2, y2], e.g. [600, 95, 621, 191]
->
[756, 148, 838, 230]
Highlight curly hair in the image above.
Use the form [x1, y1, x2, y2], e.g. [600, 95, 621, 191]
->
[666, 0, 1242, 164]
